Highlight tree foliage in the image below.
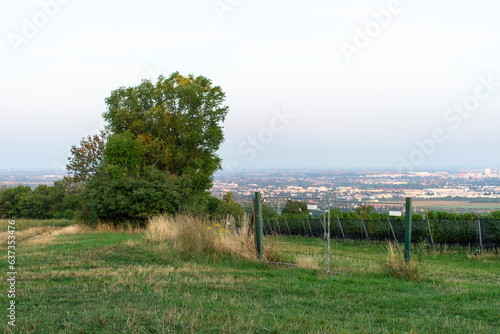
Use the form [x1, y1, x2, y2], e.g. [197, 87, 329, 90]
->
[66, 130, 107, 184]
[103, 72, 228, 193]
[262, 203, 278, 221]
[72, 72, 229, 223]
[354, 204, 375, 219]
[0, 183, 74, 219]
[281, 200, 311, 218]
[214, 192, 244, 221]
[83, 166, 190, 224]
[102, 131, 145, 178]
[0, 185, 32, 218]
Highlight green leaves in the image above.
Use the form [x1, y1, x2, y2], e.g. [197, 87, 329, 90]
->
[66, 130, 107, 184]
[102, 72, 228, 193]
[84, 166, 191, 224]
[0, 184, 70, 219]
[103, 132, 145, 178]
[72, 72, 230, 223]
[214, 192, 244, 221]
[281, 200, 311, 219]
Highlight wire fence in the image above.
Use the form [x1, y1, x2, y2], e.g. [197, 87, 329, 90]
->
[261, 217, 500, 250]
[250, 194, 500, 272]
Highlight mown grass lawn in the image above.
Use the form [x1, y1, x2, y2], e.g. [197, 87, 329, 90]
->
[1, 219, 499, 333]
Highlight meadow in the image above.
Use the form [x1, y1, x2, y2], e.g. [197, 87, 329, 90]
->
[1, 218, 499, 333]
[413, 200, 500, 213]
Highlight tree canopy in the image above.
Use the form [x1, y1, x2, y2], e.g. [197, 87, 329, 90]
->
[213, 192, 244, 221]
[75, 73, 229, 223]
[281, 200, 311, 218]
[354, 205, 376, 219]
[103, 72, 228, 192]
[66, 130, 107, 184]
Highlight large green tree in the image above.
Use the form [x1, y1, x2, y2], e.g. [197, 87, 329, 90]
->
[77, 72, 228, 223]
[103, 72, 228, 192]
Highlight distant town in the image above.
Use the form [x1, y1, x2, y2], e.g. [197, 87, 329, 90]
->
[2, 167, 500, 206]
[211, 168, 500, 205]
[0, 169, 65, 188]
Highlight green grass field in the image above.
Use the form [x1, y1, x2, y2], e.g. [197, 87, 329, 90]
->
[1, 219, 499, 333]
[413, 200, 500, 213]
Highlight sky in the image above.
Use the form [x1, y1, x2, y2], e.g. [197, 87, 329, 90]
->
[1, 0, 500, 172]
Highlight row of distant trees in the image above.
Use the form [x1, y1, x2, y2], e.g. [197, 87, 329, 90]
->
[0, 178, 313, 224]
[317, 204, 500, 221]
[3, 179, 500, 226]
[0, 183, 75, 220]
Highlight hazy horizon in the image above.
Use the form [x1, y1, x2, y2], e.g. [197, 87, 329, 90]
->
[2, 1, 499, 171]
[0, 165, 496, 175]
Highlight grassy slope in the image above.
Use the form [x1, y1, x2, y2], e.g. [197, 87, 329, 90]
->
[1, 220, 499, 333]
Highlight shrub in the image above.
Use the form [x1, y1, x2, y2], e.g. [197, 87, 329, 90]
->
[382, 242, 421, 280]
[83, 166, 190, 224]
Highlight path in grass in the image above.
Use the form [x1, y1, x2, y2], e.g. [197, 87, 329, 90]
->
[1, 220, 499, 333]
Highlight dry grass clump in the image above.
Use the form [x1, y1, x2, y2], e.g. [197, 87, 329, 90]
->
[146, 214, 258, 260]
[216, 218, 257, 260]
[261, 236, 284, 263]
[295, 254, 322, 269]
[466, 250, 498, 261]
[94, 222, 142, 233]
[53, 225, 84, 236]
[382, 241, 421, 280]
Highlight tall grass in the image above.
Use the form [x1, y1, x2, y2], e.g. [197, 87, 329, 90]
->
[94, 222, 143, 233]
[382, 241, 421, 280]
[145, 214, 258, 260]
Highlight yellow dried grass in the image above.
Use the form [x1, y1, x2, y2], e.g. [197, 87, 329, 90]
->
[0, 225, 85, 246]
[295, 254, 322, 269]
[145, 214, 258, 260]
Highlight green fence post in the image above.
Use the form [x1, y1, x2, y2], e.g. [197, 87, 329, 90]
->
[405, 197, 412, 263]
[477, 215, 483, 257]
[255, 192, 263, 258]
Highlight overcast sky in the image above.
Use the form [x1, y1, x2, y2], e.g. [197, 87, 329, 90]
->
[1, 0, 499, 172]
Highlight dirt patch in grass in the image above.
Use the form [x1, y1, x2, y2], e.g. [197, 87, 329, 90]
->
[0, 225, 86, 246]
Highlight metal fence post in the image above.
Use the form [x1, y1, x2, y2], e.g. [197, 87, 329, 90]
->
[405, 197, 412, 264]
[337, 217, 345, 241]
[323, 197, 328, 274]
[426, 216, 436, 254]
[327, 193, 331, 274]
[255, 192, 263, 258]
[387, 217, 399, 250]
[306, 217, 312, 235]
[284, 217, 291, 235]
[301, 219, 307, 235]
[477, 215, 483, 256]
[360, 219, 371, 246]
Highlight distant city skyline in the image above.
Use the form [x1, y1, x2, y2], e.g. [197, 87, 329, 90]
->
[1, 1, 499, 171]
